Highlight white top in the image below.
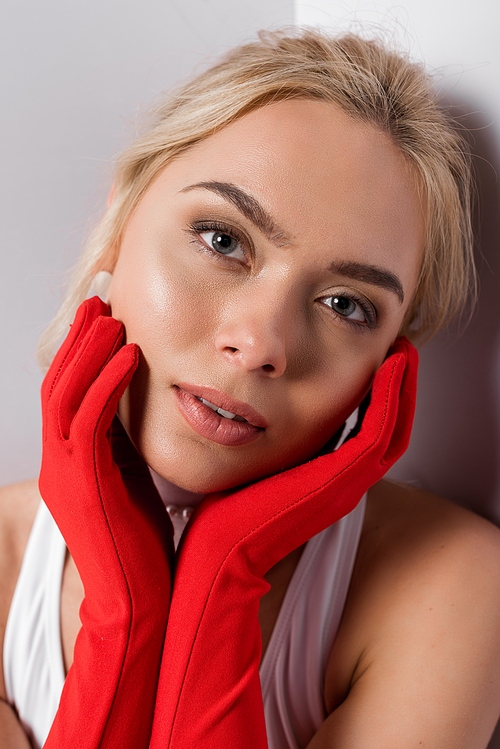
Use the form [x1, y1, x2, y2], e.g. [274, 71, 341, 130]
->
[3, 500, 66, 748]
[261, 494, 366, 748]
[4, 494, 366, 749]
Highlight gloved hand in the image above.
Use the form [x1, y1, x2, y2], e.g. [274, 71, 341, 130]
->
[150, 337, 418, 748]
[39, 297, 173, 748]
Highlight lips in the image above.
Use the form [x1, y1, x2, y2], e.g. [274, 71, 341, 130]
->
[173, 384, 267, 446]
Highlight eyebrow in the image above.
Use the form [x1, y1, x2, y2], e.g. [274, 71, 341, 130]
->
[329, 260, 405, 304]
[180, 181, 289, 245]
[180, 181, 405, 303]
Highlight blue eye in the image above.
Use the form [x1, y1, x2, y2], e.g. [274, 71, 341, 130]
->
[321, 293, 377, 329]
[200, 231, 245, 260]
[325, 295, 365, 322]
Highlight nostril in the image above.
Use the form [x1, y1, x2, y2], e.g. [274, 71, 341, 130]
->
[216, 329, 286, 376]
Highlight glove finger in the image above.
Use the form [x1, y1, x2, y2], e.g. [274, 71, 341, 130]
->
[357, 336, 418, 467]
[380, 337, 418, 465]
[71, 343, 140, 446]
[41, 297, 110, 405]
[50, 315, 124, 440]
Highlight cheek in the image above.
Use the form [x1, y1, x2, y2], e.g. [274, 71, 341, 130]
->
[322, 367, 373, 430]
[109, 246, 210, 352]
[287, 345, 384, 462]
[109, 254, 225, 444]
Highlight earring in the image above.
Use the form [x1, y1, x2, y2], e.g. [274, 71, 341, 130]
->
[89, 270, 113, 302]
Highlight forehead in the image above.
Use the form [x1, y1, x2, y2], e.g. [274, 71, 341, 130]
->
[149, 99, 425, 292]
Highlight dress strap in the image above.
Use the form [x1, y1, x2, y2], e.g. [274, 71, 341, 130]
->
[260, 494, 366, 749]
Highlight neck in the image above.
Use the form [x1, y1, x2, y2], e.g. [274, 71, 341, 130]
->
[149, 468, 205, 550]
[149, 468, 205, 509]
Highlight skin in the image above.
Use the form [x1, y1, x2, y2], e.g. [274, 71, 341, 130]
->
[2, 100, 500, 747]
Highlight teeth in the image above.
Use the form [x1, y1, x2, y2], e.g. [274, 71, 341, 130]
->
[217, 407, 236, 419]
[200, 398, 237, 420]
[201, 398, 218, 412]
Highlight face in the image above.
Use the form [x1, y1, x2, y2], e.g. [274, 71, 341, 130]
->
[107, 99, 424, 493]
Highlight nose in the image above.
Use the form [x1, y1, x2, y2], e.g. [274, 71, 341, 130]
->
[214, 296, 288, 378]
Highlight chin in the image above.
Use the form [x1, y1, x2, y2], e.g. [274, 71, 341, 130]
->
[144, 440, 321, 496]
[145, 460, 255, 495]
[141, 441, 270, 494]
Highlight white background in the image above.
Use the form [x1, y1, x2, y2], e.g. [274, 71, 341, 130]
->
[1, 1, 499, 743]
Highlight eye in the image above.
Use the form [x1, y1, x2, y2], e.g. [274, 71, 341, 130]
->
[322, 293, 376, 328]
[199, 231, 246, 261]
[327, 295, 364, 321]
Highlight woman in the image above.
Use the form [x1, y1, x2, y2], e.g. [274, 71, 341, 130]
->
[2, 27, 500, 749]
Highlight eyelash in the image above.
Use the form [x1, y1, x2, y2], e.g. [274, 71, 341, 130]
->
[186, 220, 378, 332]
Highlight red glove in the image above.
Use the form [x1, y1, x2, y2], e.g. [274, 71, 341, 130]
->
[150, 337, 418, 748]
[39, 297, 173, 748]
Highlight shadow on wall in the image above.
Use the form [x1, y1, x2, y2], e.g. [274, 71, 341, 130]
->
[389, 98, 500, 531]
[384, 97, 500, 747]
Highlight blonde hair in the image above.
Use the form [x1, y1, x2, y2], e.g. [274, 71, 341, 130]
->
[38, 26, 475, 369]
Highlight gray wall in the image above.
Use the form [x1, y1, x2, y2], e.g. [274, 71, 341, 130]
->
[0, 0, 294, 484]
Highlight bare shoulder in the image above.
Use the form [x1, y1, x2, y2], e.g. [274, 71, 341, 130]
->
[0, 479, 41, 568]
[0, 479, 41, 700]
[323, 479, 500, 746]
[356, 479, 500, 594]
[0, 479, 40, 532]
